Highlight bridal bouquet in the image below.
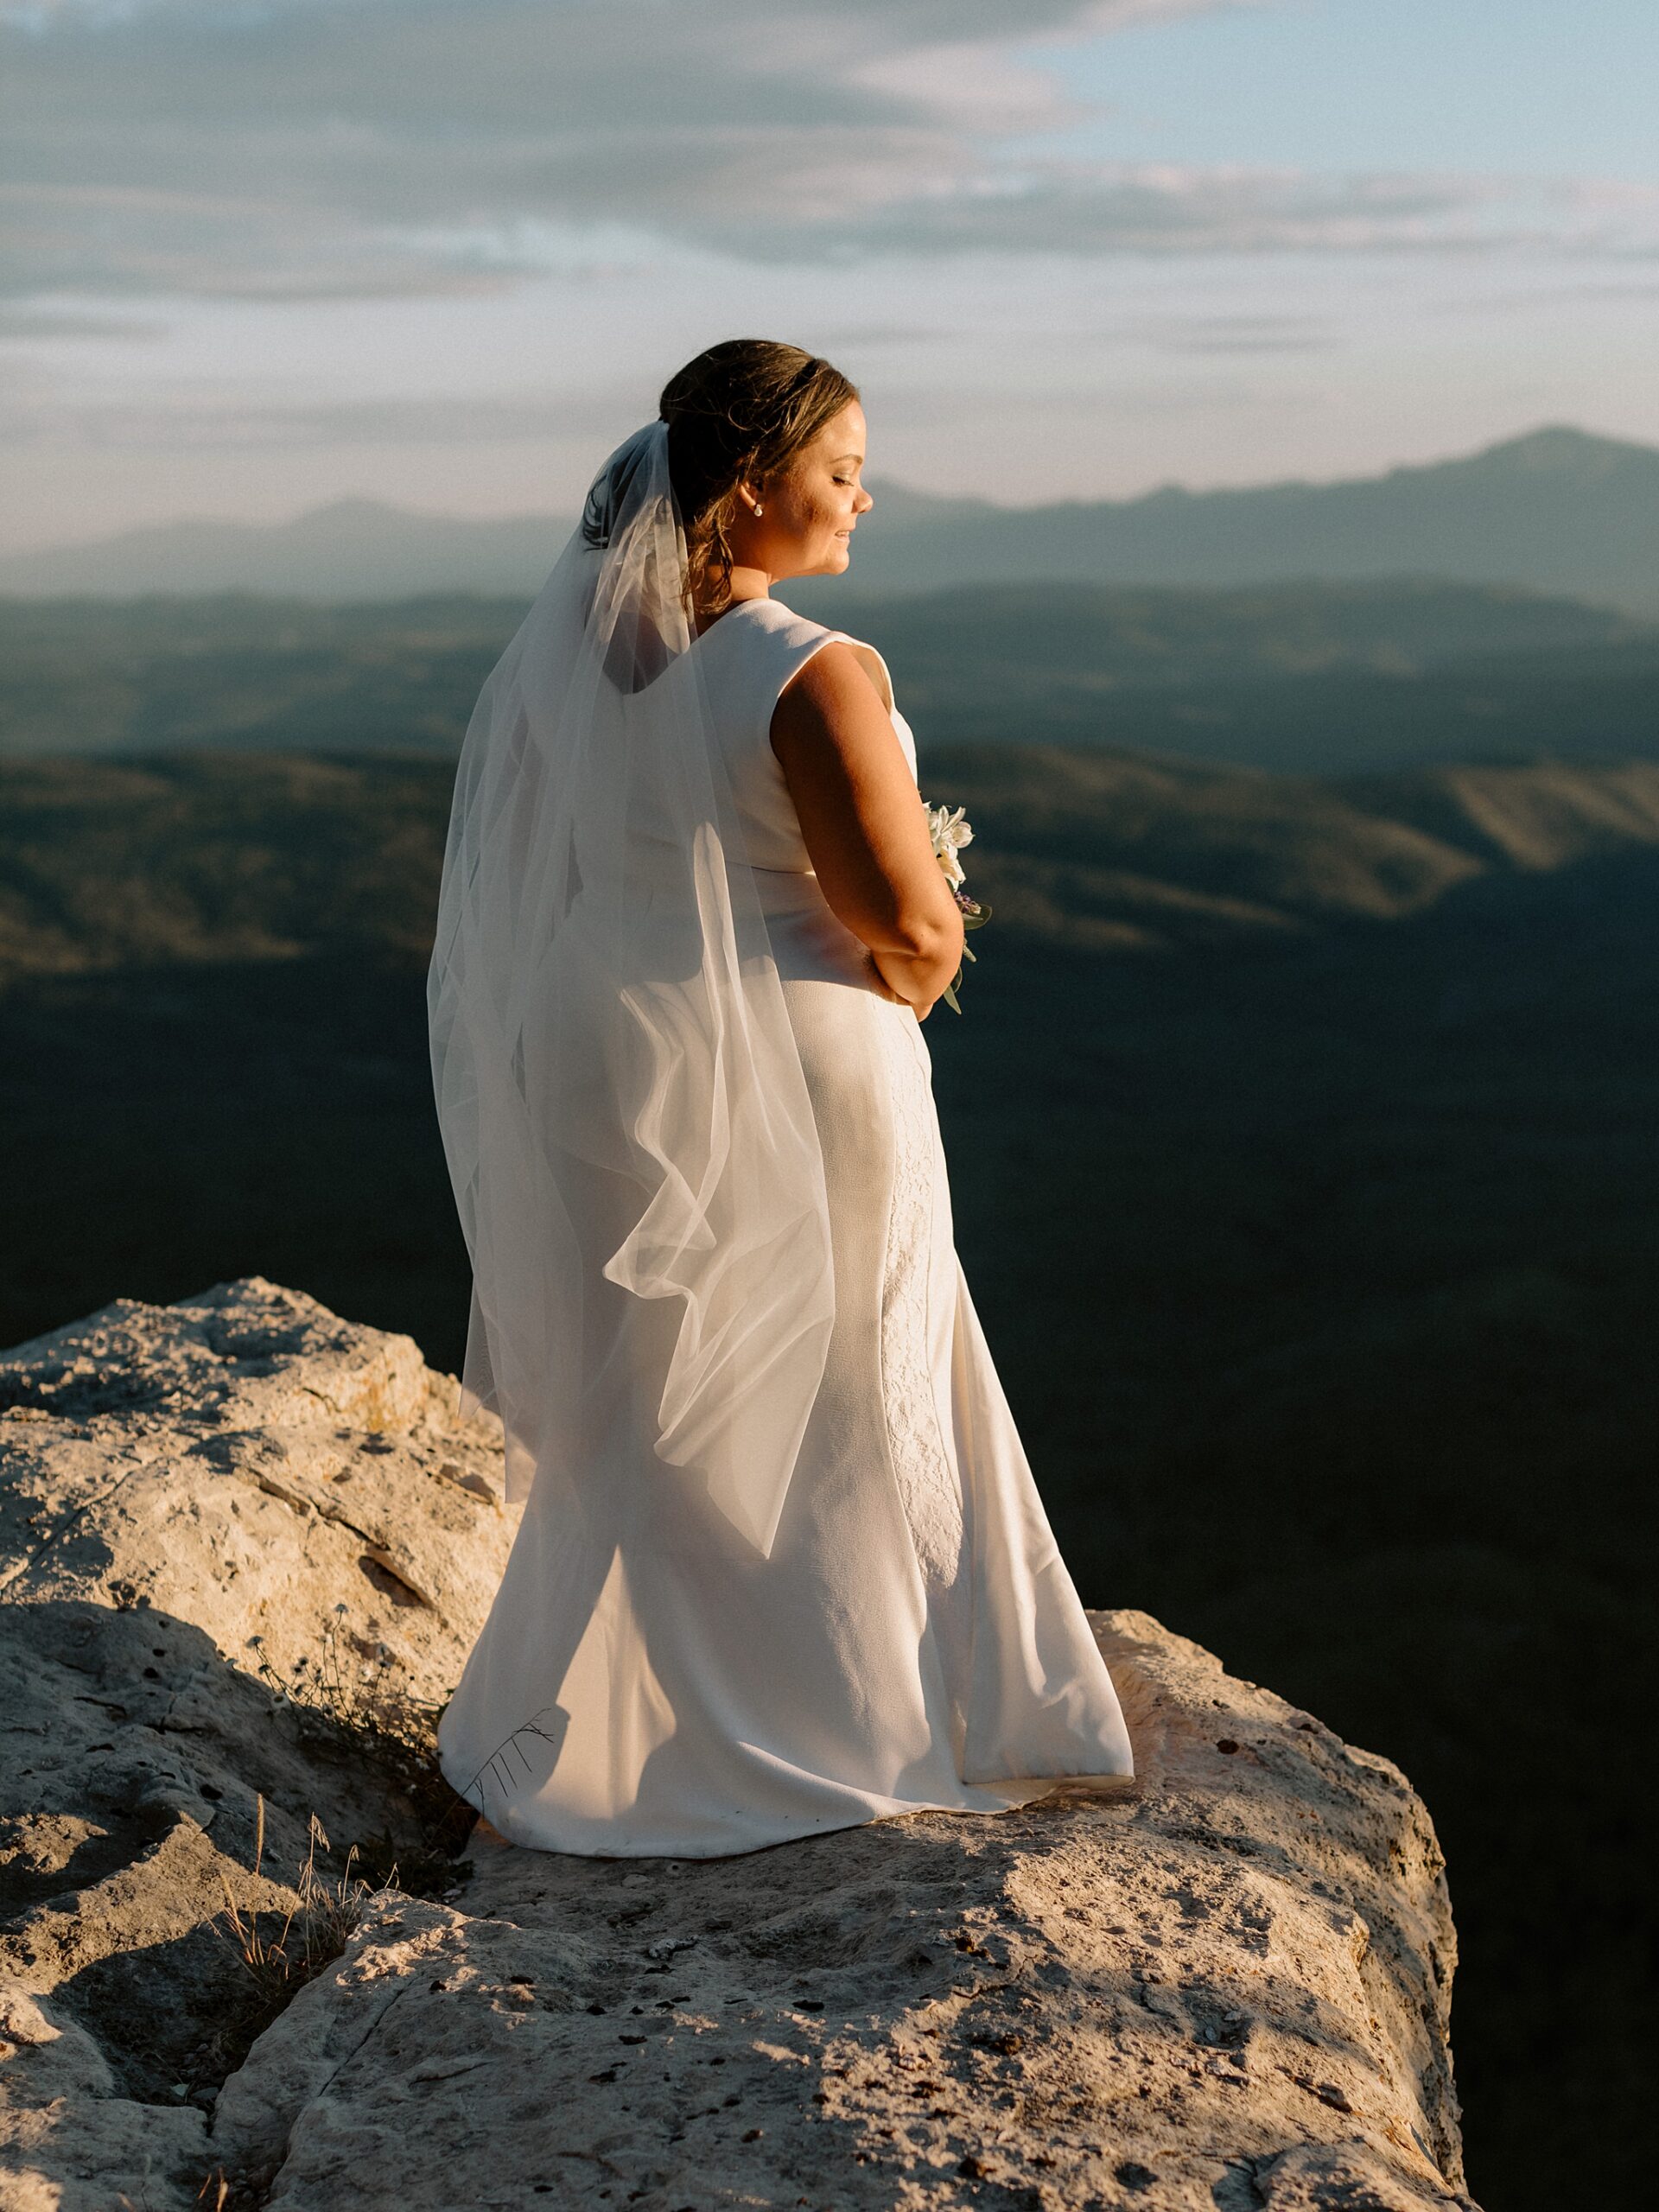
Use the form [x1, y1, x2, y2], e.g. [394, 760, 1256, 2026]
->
[925, 800, 992, 1014]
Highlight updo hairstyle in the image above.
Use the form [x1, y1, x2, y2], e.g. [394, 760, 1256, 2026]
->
[658, 340, 859, 620]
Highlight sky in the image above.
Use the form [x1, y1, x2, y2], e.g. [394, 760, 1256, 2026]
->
[2, 0, 1656, 553]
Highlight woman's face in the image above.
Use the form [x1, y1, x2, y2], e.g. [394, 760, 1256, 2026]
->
[744, 398, 874, 582]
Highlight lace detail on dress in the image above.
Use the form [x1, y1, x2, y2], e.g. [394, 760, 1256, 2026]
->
[876, 1007, 964, 1596]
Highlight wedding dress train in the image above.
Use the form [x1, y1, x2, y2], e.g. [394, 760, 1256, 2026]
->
[435, 595, 1133, 1855]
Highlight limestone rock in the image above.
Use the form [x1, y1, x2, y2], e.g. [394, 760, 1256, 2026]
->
[0, 1279, 1478, 2210]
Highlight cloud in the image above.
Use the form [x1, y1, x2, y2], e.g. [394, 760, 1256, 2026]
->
[0, 296, 168, 340]
[690, 165, 1566, 264]
[1144, 311, 1338, 356]
[1, 0, 1650, 310]
[0, 383, 630, 451]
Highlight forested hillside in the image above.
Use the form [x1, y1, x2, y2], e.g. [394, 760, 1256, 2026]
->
[4, 579, 1655, 774]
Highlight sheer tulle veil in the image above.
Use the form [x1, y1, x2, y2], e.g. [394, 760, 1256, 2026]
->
[426, 416, 835, 1558]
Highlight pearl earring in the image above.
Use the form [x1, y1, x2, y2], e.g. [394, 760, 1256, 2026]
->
[753, 503, 764, 516]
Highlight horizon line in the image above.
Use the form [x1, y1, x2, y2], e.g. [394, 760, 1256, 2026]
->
[2, 417, 1650, 567]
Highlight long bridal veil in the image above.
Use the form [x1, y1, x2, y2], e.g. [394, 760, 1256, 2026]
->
[427, 417, 835, 1559]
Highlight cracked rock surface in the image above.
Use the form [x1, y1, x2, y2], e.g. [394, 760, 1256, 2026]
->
[1, 1278, 1477, 2210]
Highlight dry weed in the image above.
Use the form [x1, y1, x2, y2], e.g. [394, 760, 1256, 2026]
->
[213, 1794, 388, 2006]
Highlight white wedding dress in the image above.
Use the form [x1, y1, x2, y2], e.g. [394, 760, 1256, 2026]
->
[435, 595, 1133, 1855]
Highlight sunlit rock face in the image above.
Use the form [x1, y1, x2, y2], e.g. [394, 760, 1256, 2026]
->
[0, 1280, 1474, 2211]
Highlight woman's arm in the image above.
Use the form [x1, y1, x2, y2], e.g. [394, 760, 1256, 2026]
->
[770, 642, 964, 1018]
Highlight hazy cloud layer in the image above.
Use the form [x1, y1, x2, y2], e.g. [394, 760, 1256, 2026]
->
[4, 0, 1656, 552]
[4, 0, 1645, 307]
[0, 312, 1350, 455]
[0, 380, 628, 452]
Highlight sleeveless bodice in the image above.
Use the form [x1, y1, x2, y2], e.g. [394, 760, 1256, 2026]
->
[663, 596, 921, 989]
[693, 596, 919, 871]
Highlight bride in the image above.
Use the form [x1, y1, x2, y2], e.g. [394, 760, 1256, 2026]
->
[427, 338, 1132, 1856]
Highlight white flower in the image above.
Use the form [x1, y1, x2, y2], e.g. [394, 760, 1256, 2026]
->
[925, 802, 974, 888]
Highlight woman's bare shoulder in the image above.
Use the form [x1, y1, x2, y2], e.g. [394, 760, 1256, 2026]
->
[778, 632, 893, 717]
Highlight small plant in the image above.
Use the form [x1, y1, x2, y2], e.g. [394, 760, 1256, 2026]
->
[248, 1603, 418, 1741]
[192, 2157, 278, 2212]
[171, 1799, 391, 2199]
[246, 1605, 476, 1865]
[213, 1796, 385, 2009]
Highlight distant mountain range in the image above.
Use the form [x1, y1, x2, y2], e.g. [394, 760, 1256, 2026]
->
[3, 424, 1656, 612]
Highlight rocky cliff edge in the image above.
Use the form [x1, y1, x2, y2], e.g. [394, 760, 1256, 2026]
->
[0, 1278, 1476, 2211]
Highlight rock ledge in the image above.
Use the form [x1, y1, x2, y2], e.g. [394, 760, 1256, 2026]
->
[0, 1279, 1476, 2209]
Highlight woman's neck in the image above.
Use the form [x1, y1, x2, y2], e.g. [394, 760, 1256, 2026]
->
[693, 586, 771, 638]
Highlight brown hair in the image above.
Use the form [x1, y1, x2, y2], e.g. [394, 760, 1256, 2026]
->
[658, 340, 860, 621]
